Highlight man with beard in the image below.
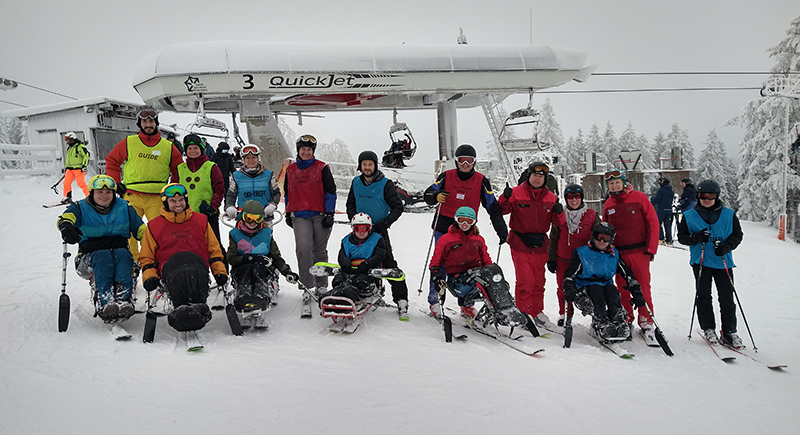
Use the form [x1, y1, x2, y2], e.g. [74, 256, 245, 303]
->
[105, 106, 183, 264]
[346, 150, 409, 320]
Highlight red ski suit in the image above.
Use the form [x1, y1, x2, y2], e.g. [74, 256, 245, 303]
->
[549, 207, 599, 315]
[602, 185, 659, 324]
[429, 224, 492, 275]
[499, 183, 565, 317]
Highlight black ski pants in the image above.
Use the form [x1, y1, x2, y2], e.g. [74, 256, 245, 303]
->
[693, 264, 737, 334]
[585, 283, 625, 323]
[162, 251, 210, 307]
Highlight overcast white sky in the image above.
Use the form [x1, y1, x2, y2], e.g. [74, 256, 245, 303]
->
[2, 0, 799, 170]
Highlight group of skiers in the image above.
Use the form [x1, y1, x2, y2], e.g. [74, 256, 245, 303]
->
[55, 106, 746, 350]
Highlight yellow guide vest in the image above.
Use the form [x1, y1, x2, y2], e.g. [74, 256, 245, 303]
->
[124, 135, 174, 194]
[178, 161, 215, 212]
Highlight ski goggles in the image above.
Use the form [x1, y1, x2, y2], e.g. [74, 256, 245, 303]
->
[184, 136, 204, 147]
[90, 175, 116, 190]
[594, 234, 612, 243]
[529, 164, 549, 174]
[456, 156, 475, 166]
[698, 193, 717, 200]
[604, 170, 624, 180]
[456, 216, 475, 225]
[353, 224, 371, 233]
[161, 184, 187, 198]
[137, 109, 158, 120]
[297, 134, 317, 146]
[241, 144, 261, 156]
[243, 212, 264, 224]
[566, 193, 582, 200]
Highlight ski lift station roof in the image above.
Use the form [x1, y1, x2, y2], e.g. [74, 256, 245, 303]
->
[132, 41, 594, 113]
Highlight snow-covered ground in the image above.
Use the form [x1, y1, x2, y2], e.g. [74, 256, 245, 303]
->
[0, 175, 797, 435]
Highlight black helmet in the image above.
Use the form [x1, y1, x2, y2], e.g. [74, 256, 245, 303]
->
[528, 161, 550, 176]
[358, 150, 379, 170]
[564, 183, 583, 199]
[591, 222, 615, 246]
[296, 134, 317, 153]
[183, 134, 205, 151]
[660, 178, 670, 186]
[681, 178, 692, 185]
[696, 179, 721, 197]
[454, 144, 476, 158]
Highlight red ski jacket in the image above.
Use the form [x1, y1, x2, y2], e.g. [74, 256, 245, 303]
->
[498, 183, 565, 254]
[602, 185, 659, 256]
[429, 224, 493, 275]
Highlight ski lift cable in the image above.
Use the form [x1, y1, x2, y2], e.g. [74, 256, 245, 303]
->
[539, 86, 762, 94]
[0, 99, 26, 108]
[593, 71, 799, 76]
[11, 80, 78, 101]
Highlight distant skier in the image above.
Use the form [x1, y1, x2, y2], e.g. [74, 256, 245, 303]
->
[676, 178, 697, 223]
[138, 183, 228, 332]
[211, 141, 236, 194]
[547, 183, 601, 326]
[59, 131, 90, 204]
[563, 222, 646, 342]
[651, 178, 675, 244]
[346, 150, 409, 320]
[602, 170, 660, 345]
[57, 175, 145, 321]
[321, 213, 387, 308]
[677, 179, 744, 348]
[227, 200, 299, 329]
[423, 144, 508, 317]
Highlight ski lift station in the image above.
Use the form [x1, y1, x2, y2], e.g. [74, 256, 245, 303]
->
[3, 40, 595, 181]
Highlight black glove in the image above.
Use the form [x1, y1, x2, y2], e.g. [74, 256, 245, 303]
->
[547, 260, 557, 274]
[498, 230, 508, 245]
[564, 284, 577, 303]
[116, 182, 126, 196]
[284, 271, 299, 284]
[630, 287, 646, 308]
[143, 277, 160, 292]
[59, 221, 82, 244]
[285, 213, 293, 228]
[372, 222, 387, 235]
[552, 202, 564, 214]
[198, 201, 214, 216]
[321, 213, 335, 229]
[690, 229, 710, 245]
[503, 182, 513, 199]
[214, 274, 228, 287]
[81, 167, 87, 173]
[714, 242, 732, 257]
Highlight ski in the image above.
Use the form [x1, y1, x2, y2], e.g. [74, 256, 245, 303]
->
[329, 318, 361, 334]
[185, 331, 203, 351]
[658, 241, 687, 251]
[419, 308, 468, 342]
[368, 268, 406, 281]
[588, 327, 634, 358]
[696, 329, 737, 362]
[300, 300, 313, 318]
[43, 202, 70, 208]
[109, 323, 132, 341]
[639, 328, 661, 347]
[465, 323, 545, 356]
[719, 344, 787, 370]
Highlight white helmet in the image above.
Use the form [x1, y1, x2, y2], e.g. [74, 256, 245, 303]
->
[64, 132, 78, 141]
[351, 212, 372, 228]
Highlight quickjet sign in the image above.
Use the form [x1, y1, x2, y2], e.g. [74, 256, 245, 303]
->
[267, 73, 401, 90]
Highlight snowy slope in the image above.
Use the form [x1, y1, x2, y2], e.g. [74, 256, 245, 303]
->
[0, 175, 798, 435]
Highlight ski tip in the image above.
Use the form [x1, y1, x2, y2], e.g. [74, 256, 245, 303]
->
[399, 317, 409, 322]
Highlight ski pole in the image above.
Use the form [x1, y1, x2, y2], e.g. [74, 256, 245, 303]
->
[51, 174, 65, 195]
[417, 203, 441, 295]
[58, 242, 71, 332]
[721, 257, 758, 352]
[495, 242, 502, 263]
[643, 302, 674, 356]
[688, 242, 705, 340]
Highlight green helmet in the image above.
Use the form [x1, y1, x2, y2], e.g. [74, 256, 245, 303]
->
[240, 200, 264, 219]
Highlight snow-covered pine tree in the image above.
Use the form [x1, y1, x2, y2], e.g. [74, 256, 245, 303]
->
[730, 15, 800, 234]
[0, 117, 8, 143]
[638, 133, 659, 189]
[537, 99, 565, 169]
[663, 124, 695, 169]
[603, 122, 619, 170]
[652, 131, 668, 169]
[315, 138, 357, 192]
[695, 129, 736, 201]
[586, 124, 603, 171]
[725, 157, 740, 210]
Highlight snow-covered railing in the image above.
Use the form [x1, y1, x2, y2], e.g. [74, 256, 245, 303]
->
[0, 143, 59, 176]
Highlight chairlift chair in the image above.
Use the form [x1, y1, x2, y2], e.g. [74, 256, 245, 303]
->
[498, 90, 550, 152]
[382, 109, 418, 169]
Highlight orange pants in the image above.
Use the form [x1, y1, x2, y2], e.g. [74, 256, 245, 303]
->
[63, 169, 89, 197]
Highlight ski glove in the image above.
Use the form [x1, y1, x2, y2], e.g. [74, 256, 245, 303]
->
[225, 206, 238, 219]
[214, 274, 228, 287]
[263, 203, 277, 217]
[547, 260, 558, 274]
[198, 201, 215, 216]
[503, 182, 513, 199]
[436, 191, 450, 204]
[321, 213, 335, 229]
[284, 271, 299, 284]
[690, 229, 710, 245]
[115, 182, 126, 196]
[372, 221, 387, 235]
[285, 213, 294, 228]
[552, 202, 563, 214]
[143, 277, 160, 292]
[630, 288, 646, 308]
[564, 284, 578, 303]
[714, 241, 732, 257]
[59, 221, 82, 244]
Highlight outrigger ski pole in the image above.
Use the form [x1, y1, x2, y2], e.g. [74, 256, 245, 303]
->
[58, 242, 71, 332]
[51, 174, 65, 195]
